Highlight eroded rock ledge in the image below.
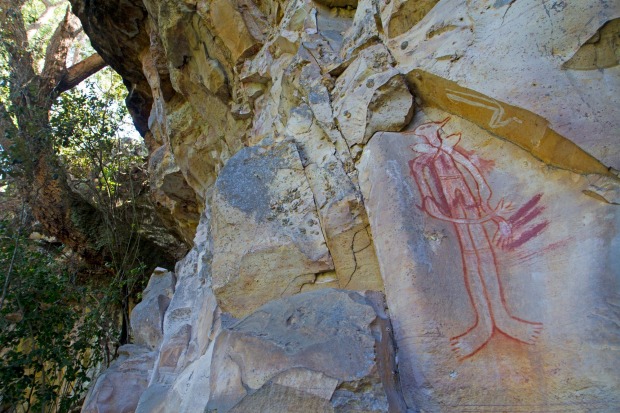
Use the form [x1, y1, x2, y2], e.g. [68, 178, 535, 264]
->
[77, 0, 619, 412]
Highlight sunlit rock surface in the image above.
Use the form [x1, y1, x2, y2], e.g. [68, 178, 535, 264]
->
[81, 345, 156, 413]
[359, 109, 619, 411]
[75, 0, 619, 411]
[211, 140, 334, 317]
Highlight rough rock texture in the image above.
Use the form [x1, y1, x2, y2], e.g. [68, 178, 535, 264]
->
[81, 345, 156, 413]
[77, 0, 619, 412]
[210, 140, 334, 316]
[208, 289, 402, 412]
[130, 268, 176, 350]
[387, 0, 620, 172]
[359, 109, 619, 411]
[108, 227, 402, 413]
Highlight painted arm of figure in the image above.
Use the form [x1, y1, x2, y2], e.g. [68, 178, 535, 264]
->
[443, 147, 548, 249]
[413, 133, 501, 209]
[449, 149, 493, 203]
[449, 149, 513, 228]
[444, 134, 550, 249]
[409, 156, 509, 225]
[422, 196, 511, 225]
[408, 158, 434, 207]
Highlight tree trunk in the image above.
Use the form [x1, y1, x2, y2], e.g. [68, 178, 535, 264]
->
[0, 1, 108, 263]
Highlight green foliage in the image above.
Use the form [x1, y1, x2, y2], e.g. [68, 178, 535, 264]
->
[0, 4, 162, 411]
[0, 36, 150, 413]
[20, 1, 71, 66]
[51, 68, 145, 205]
[0, 221, 110, 413]
[50, 68, 149, 300]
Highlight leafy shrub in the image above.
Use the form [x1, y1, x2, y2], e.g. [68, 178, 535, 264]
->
[0, 220, 111, 413]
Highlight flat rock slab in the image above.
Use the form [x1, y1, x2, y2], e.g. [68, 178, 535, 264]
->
[229, 382, 334, 413]
[207, 288, 396, 412]
[359, 108, 620, 412]
[82, 345, 156, 413]
[211, 140, 333, 317]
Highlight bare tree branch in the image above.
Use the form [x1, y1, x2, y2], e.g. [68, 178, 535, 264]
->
[70, 31, 88, 65]
[0, 2, 103, 262]
[26, 1, 65, 39]
[41, 7, 82, 96]
[55, 53, 107, 95]
[1, 1, 162, 269]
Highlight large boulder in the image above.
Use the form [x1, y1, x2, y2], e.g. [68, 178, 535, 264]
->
[81, 345, 156, 413]
[359, 109, 620, 411]
[210, 140, 334, 317]
[130, 268, 176, 350]
[207, 288, 405, 412]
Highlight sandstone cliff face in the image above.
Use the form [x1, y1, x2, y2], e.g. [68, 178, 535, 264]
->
[75, 0, 620, 412]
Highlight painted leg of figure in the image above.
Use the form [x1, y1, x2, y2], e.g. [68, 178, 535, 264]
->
[468, 224, 543, 344]
[450, 223, 494, 359]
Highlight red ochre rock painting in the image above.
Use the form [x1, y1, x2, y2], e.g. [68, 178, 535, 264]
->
[408, 117, 549, 360]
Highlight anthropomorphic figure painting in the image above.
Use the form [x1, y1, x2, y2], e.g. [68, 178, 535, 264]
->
[409, 118, 549, 359]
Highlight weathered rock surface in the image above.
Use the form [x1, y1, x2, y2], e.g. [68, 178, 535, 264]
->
[148, 220, 219, 388]
[381, 0, 440, 38]
[76, 0, 619, 412]
[86, 238, 403, 412]
[130, 268, 175, 350]
[81, 346, 156, 413]
[359, 109, 620, 411]
[331, 43, 414, 159]
[211, 140, 334, 317]
[388, 0, 620, 171]
[207, 289, 403, 412]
